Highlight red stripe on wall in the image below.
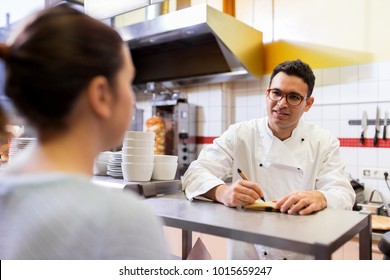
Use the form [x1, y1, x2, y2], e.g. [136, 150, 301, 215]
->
[196, 136, 216, 144]
[196, 136, 390, 148]
[338, 138, 390, 148]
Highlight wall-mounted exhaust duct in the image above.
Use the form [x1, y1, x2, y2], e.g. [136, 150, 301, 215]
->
[117, 4, 263, 88]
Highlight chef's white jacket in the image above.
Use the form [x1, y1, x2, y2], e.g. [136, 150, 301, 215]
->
[183, 117, 356, 259]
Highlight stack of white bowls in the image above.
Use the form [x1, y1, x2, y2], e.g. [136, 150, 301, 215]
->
[121, 131, 155, 181]
[152, 155, 178, 180]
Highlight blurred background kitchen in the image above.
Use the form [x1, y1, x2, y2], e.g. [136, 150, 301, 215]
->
[1, 0, 390, 258]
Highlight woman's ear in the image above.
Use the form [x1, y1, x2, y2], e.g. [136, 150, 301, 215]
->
[85, 76, 112, 119]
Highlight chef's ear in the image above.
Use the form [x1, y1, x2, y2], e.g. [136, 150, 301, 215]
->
[85, 76, 113, 119]
[304, 96, 314, 112]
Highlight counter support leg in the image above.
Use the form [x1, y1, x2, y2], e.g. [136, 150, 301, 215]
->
[182, 229, 192, 260]
[359, 214, 372, 260]
[314, 244, 331, 260]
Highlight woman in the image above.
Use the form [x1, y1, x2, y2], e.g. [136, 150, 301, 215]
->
[0, 4, 170, 259]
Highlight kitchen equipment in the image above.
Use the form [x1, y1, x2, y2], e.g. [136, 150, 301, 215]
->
[121, 133, 155, 181]
[122, 139, 154, 148]
[107, 151, 123, 178]
[122, 146, 154, 156]
[152, 162, 178, 180]
[116, 4, 263, 88]
[373, 106, 380, 146]
[378, 232, 390, 260]
[93, 151, 111, 176]
[122, 162, 154, 182]
[360, 111, 368, 144]
[380, 189, 390, 216]
[8, 137, 36, 163]
[124, 131, 154, 141]
[129, 107, 144, 132]
[146, 115, 166, 154]
[84, 0, 165, 20]
[154, 155, 179, 164]
[122, 180, 182, 198]
[383, 111, 388, 140]
[371, 215, 390, 230]
[357, 190, 384, 215]
[350, 177, 365, 210]
[151, 93, 197, 178]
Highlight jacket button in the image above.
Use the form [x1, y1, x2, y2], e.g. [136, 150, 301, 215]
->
[263, 251, 267, 256]
[259, 163, 263, 167]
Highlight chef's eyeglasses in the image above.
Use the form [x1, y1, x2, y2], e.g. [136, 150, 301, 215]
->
[266, 88, 309, 106]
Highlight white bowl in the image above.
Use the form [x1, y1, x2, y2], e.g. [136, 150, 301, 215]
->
[122, 154, 154, 164]
[154, 154, 178, 164]
[152, 162, 178, 180]
[122, 139, 154, 148]
[124, 131, 155, 141]
[122, 162, 154, 182]
[122, 146, 154, 155]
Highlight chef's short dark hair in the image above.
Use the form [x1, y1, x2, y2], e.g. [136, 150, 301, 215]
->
[269, 59, 316, 97]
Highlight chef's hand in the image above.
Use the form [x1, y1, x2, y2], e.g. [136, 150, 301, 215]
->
[206, 180, 264, 207]
[274, 190, 327, 215]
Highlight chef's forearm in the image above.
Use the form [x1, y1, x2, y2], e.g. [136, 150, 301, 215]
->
[204, 184, 228, 203]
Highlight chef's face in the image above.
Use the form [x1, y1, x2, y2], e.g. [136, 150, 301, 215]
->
[266, 72, 314, 140]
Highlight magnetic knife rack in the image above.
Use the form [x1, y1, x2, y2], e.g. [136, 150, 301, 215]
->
[349, 119, 387, 125]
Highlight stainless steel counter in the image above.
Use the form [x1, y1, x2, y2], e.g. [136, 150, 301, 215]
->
[92, 176, 182, 197]
[92, 176, 372, 260]
[143, 192, 372, 260]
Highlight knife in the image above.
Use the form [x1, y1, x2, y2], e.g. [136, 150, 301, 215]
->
[383, 112, 388, 140]
[360, 111, 368, 144]
[373, 106, 380, 146]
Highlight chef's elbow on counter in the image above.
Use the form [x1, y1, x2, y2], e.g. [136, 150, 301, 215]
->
[182, 163, 226, 202]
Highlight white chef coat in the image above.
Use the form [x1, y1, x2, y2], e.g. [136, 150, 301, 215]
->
[183, 117, 355, 260]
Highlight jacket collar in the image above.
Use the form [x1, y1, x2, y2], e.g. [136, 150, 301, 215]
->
[260, 117, 305, 172]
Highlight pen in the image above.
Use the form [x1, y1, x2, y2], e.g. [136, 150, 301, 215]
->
[237, 168, 265, 202]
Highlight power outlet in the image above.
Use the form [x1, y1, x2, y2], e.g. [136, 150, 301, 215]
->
[362, 168, 390, 179]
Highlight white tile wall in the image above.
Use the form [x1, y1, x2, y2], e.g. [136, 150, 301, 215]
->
[339, 83, 358, 103]
[378, 62, 390, 81]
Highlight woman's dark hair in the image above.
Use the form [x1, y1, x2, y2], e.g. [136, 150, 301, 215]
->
[269, 59, 316, 97]
[0, 4, 124, 131]
[0, 103, 8, 138]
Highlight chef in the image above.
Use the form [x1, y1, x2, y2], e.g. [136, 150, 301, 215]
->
[183, 59, 356, 260]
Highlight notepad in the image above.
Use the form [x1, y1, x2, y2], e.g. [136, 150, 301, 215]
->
[244, 200, 280, 212]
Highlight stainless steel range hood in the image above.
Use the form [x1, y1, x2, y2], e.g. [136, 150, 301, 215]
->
[116, 4, 263, 88]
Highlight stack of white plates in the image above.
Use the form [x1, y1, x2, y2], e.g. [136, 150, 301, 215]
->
[107, 151, 123, 178]
[8, 137, 36, 162]
[93, 151, 112, 176]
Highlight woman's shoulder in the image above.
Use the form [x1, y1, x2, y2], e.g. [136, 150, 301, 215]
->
[0, 172, 155, 219]
[0, 173, 170, 259]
